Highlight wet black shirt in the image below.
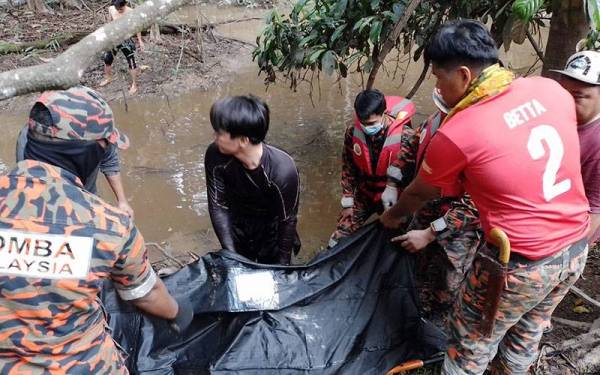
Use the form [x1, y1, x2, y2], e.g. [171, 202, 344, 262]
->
[205, 143, 301, 264]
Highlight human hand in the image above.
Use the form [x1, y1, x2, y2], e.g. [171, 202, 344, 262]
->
[340, 207, 352, 222]
[118, 200, 134, 218]
[381, 184, 398, 210]
[390, 228, 435, 253]
[169, 297, 194, 335]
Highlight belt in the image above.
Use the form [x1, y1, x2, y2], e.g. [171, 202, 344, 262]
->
[508, 237, 588, 267]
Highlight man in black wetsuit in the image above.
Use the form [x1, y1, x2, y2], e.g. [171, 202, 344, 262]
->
[205, 95, 301, 265]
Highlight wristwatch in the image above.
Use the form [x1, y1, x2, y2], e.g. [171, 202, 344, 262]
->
[430, 217, 448, 234]
[341, 196, 354, 208]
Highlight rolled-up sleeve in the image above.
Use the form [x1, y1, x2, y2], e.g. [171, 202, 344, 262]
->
[100, 145, 121, 177]
[110, 224, 156, 301]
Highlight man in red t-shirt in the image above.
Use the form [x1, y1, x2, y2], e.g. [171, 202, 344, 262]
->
[554, 50, 600, 245]
[381, 20, 589, 375]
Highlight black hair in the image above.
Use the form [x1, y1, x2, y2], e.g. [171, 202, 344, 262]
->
[112, 0, 127, 8]
[424, 19, 498, 70]
[354, 89, 386, 122]
[210, 95, 269, 145]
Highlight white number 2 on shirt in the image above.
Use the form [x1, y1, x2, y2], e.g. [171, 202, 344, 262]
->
[527, 125, 571, 202]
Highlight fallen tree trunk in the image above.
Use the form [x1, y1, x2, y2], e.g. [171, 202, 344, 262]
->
[0, 32, 88, 55]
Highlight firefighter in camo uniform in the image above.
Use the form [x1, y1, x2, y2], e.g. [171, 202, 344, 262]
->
[387, 89, 482, 315]
[0, 86, 193, 374]
[381, 20, 589, 374]
[329, 89, 415, 247]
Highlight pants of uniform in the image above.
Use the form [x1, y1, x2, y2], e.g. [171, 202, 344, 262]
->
[429, 230, 481, 306]
[330, 196, 381, 242]
[443, 238, 588, 375]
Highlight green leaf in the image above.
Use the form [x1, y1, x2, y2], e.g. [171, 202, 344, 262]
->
[363, 57, 374, 73]
[353, 16, 374, 32]
[370, 0, 380, 10]
[307, 48, 326, 64]
[330, 24, 347, 43]
[511, 17, 529, 44]
[334, 0, 348, 17]
[512, 0, 544, 21]
[369, 20, 382, 44]
[585, 0, 600, 30]
[321, 50, 336, 76]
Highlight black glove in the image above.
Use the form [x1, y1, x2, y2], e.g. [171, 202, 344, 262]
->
[168, 297, 194, 335]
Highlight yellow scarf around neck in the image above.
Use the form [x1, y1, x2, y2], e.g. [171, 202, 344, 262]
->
[444, 64, 515, 123]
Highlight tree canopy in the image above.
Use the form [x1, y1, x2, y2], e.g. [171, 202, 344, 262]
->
[253, 0, 600, 92]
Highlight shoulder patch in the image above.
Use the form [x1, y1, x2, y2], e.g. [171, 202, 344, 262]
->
[353, 143, 362, 156]
[0, 229, 93, 280]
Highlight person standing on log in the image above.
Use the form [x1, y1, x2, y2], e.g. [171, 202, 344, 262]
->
[204, 95, 301, 265]
[380, 20, 589, 374]
[554, 50, 600, 246]
[99, 0, 144, 94]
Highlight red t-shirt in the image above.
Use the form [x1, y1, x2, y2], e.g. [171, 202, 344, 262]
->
[420, 77, 589, 260]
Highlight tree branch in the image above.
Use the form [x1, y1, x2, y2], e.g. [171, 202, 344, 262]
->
[526, 28, 545, 64]
[366, 0, 423, 89]
[0, 0, 192, 101]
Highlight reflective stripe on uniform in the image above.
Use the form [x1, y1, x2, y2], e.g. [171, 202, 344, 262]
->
[117, 268, 157, 301]
[389, 98, 413, 118]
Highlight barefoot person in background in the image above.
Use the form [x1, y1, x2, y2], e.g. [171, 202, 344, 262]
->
[99, 0, 144, 94]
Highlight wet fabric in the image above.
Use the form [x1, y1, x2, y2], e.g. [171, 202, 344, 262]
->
[103, 224, 447, 374]
[443, 239, 588, 375]
[205, 143, 300, 265]
[0, 160, 154, 374]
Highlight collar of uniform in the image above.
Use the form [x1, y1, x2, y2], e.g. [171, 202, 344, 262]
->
[11, 160, 84, 188]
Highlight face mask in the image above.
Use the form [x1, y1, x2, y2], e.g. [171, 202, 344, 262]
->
[361, 122, 384, 136]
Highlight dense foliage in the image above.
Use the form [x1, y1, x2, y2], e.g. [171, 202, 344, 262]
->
[253, 0, 597, 89]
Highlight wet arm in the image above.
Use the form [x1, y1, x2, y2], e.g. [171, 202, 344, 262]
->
[205, 150, 236, 251]
[341, 127, 359, 199]
[130, 277, 178, 319]
[275, 163, 301, 262]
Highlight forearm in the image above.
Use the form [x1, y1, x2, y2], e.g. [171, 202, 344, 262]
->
[137, 32, 143, 45]
[208, 202, 236, 251]
[105, 173, 128, 204]
[277, 216, 298, 257]
[589, 213, 600, 245]
[131, 278, 178, 319]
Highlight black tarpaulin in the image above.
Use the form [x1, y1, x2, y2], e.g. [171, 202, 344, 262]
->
[102, 223, 446, 374]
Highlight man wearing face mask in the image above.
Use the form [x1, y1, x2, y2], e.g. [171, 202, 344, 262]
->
[0, 86, 193, 374]
[329, 89, 415, 247]
[16, 118, 134, 217]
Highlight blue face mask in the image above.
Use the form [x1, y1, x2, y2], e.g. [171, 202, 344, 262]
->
[361, 122, 384, 136]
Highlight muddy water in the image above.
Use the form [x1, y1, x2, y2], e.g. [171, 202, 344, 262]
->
[1, 7, 542, 263]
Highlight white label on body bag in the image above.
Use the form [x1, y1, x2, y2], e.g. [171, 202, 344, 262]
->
[0, 229, 93, 280]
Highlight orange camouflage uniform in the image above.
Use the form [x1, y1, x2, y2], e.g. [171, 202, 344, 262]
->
[0, 160, 154, 374]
